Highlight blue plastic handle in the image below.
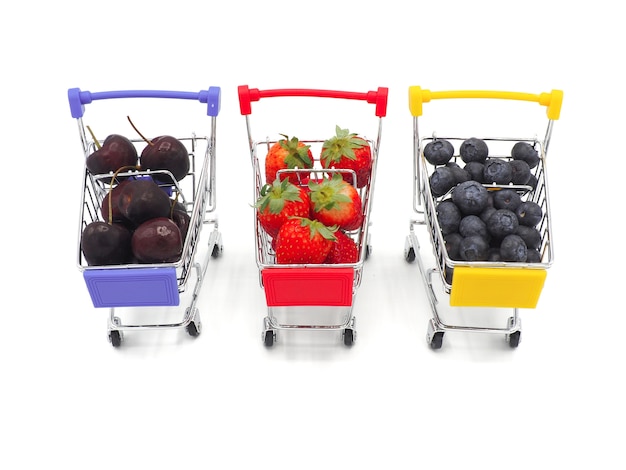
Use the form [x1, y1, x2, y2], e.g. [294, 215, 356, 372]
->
[67, 87, 221, 118]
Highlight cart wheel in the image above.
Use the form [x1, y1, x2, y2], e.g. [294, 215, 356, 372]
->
[211, 244, 223, 258]
[507, 316, 521, 348]
[109, 330, 122, 348]
[343, 328, 355, 346]
[186, 320, 202, 337]
[507, 331, 521, 348]
[429, 331, 444, 350]
[263, 330, 275, 347]
[405, 246, 416, 263]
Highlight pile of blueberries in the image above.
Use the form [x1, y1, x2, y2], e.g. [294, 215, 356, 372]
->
[425, 137, 544, 263]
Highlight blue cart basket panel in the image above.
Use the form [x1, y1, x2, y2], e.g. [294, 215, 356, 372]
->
[83, 267, 180, 308]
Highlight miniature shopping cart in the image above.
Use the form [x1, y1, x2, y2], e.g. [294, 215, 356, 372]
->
[238, 85, 388, 347]
[404, 87, 563, 349]
[69, 87, 223, 347]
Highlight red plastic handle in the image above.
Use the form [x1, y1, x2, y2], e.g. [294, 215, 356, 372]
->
[238, 85, 388, 117]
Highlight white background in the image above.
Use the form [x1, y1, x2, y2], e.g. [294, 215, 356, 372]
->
[2, 1, 625, 468]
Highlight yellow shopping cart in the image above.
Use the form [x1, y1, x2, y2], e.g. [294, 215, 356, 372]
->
[404, 87, 563, 349]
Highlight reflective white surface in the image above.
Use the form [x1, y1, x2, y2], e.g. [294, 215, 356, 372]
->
[2, 1, 624, 469]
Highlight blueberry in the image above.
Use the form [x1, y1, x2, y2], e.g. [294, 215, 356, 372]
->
[446, 161, 471, 184]
[516, 225, 542, 250]
[492, 188, 521, 211]
[483, 158, 512, 184]
[526, 248, 542, 263]
[500, 234, 527, 262]
[486, 209, 519, 239]
[444, 232, 464, 260]
[480, 206, 497, 224]
[487, 247, 502, 262]
[423, 139, 455, 166]
[526, 173, 538, 191]
[463, 161, 485, 183]
[485, 191, 495, 207]
[459, 215, 490, 241]
[510, 159, 531, 185]
[515, 201, 543, 227]
[460, 138, 489, 164]
[452, 180, 489, 215]
[429, 166, 457, 197]
[511, 142, 540, 169]
[436, 199, 462, 235]
[458, 235, 489, 261]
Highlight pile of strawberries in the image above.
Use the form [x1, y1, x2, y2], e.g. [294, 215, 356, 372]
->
[255, 126, 371, 265]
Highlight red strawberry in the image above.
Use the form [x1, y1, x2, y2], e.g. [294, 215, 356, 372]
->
[325, 229, 359, 264]
[275, 217, 336, 264]
[255, 178, 311, 238]
[308, 173, 363, 231]
[265, 134, 313, 185]
[320, 126, 372, 188]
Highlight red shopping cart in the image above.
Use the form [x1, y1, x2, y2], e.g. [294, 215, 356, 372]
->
[239, 85, 388, 346]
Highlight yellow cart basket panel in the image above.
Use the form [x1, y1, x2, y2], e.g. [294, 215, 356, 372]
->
[450, 266, 547, 308]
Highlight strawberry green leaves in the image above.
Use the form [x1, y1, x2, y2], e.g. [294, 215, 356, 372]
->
[308, 173, 353, 212]
[265, 135, 314, 185]
[320, 126, 372, 188]
[308, 173, 363, 231]
[278, 134, 313, 169]
[321, 125, 366, 163]
[256, 178, 303, 214]
[254, 178, 311, 238]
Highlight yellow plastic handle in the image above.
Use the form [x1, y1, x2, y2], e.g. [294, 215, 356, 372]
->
[409, 86, 563, 120]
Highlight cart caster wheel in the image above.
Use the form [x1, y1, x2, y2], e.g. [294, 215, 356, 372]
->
[211, 244, 223, 258]
[404, 236, 416, 263]
[263, 330, 275, 347]
[429, 331, 444, 350]
[506, 316, 521, 348]
[507, 330, 521, 348]
[109, 330, 122, 348]
[186, 320, 202, 337]
[343, 328, 355, 346]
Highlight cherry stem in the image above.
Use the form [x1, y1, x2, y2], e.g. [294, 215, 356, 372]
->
[170, 192, 181, 219]
[127, 116, 154, 146]
[86, 126, 101, 150]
